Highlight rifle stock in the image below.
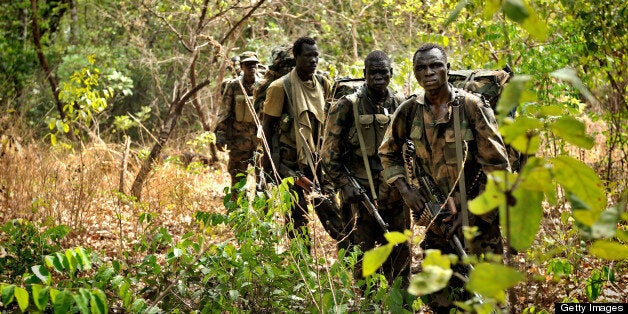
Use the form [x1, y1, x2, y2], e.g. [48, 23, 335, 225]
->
[343, 166, 389, 233]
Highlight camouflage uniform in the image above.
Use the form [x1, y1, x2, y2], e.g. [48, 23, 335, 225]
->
[216, 52, 261, 186]
[379, 85, 510, 311]
[321, 84, 411, 286]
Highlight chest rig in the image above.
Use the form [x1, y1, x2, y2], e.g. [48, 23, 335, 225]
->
[346, 86, 399, 201]
[233, 79, 255, 124]
[346, 87, 398, 158]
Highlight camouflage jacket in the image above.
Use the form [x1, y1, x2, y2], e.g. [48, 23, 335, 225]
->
[379, 86, 510, 203]
[216, 76, 260, 144]
[322, 85, 404, 189]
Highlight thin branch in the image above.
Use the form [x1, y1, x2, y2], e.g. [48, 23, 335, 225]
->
[220, 0, 268, 45]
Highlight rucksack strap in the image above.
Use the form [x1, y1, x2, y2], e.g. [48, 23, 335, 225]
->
[453, 95, 470, 249]
[349, 92, 378, 203]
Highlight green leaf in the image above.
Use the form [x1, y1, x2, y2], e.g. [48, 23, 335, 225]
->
[552, 156, 606, 212]
[408, 265, 452, 296]
[519, 3, 548, 41]
[444, 0, 468, 26]
[50, 133, 58, 146]
[589, 240, 628, 261]
[590, 206, 621, 239]
[483, 0, 502, 19]
[384, 231, 409, 245]
[362, 244, 393, 277]
[502, 0, 547, 40]
[469, 173, 506, 216]
[65, 249, 79, 274]
[118, 281, 131, 308]
[75, 247, 92, 271]
[131, 298, 147, 313]
[32, 265, 52, 285]
[422, 249, 452, 269]
[495, 75, 535, 122]
[518, 157, 553, 192]
[466, 263, 523, 302]
[90, 289, 108, 314]
[53, 290, 74, 314]
[585, 270, 602, 300]
[549, 116, 594, 149]
[49, 288, 60, 303]
[32, 284, 50, 311]
[2, 284, 15, 305]
[502, 0, 528, 23]
[44, 255, 61, 272]
[73, 288, 90, 314]
[499, 116, 542, 154]
[551, 68, 597, 105]
[15, 286, 29, 312]
[502, 189, 543, 251]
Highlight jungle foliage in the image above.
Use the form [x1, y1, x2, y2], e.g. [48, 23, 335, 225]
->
[0, 0, 626, 313]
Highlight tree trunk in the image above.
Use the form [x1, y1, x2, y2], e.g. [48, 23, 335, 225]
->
[130, 80, 210, 200]
[31, 0, 64, 121]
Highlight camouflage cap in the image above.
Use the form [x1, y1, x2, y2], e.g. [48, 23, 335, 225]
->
[239, 51, 259, 63]
[271, 44, 294, 66]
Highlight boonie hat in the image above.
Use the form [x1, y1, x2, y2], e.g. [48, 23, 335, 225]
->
[239, 51, 259, 63]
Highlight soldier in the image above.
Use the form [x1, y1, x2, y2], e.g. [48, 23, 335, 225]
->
[378, 43, 511, 312]
[321, 50, 411, 289]
[216, 51, 261, 187]
[261, 36, 332, 249]
[253, 44, 295, 116]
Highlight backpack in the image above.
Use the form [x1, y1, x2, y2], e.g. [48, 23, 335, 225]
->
[331, 77, 365, 103]
[448, 65, 526, 171]
[448, 65, 513, 112]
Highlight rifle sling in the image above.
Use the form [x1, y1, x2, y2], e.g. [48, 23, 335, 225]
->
[350, 93, 378, 203]
[453, 98, 470, 249]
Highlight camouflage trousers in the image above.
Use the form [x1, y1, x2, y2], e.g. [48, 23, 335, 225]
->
[226, 123, 259, 187]
[420, 214, 503, 313]
[337, 200, 412, 289]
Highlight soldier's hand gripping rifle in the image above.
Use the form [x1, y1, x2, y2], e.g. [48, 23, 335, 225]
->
[403, 140, 492, 308]
[402, 139, 467, 258]
[342, 165, 389, 233]
[277, 163, 346, 241]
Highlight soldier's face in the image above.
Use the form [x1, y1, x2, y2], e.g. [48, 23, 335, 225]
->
[413, 48, 449, 92]
[364, 59, 392, 93]
[295, 43, 319, 76]
[241, 61, 258, 81]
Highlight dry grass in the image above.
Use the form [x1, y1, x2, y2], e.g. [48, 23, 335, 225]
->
[0, 127, 626, 312]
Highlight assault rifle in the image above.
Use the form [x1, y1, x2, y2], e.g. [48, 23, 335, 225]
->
[403, 140, 493, 308]
[343, 165, 389, 233]
[402, 139, 467, 259]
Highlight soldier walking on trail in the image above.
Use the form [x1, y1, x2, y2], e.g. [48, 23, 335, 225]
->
[261, 36, 332, 249]
[321, 50, 411, 289]
[378, 43, 511, 312]
[216, 51, 261, 187]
